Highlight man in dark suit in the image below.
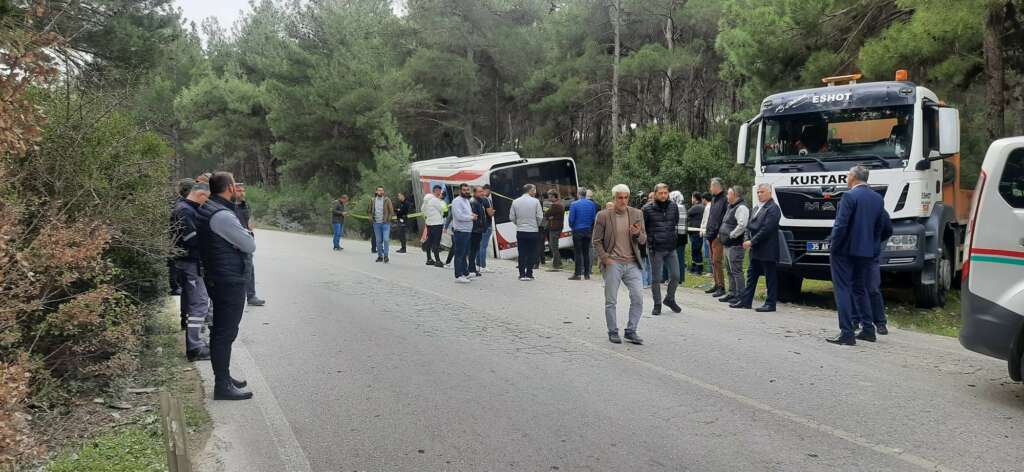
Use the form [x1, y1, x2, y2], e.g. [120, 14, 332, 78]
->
[827, 165, 887, 345]
[731, 183, 782, 312]
[862, 208, 894, 336]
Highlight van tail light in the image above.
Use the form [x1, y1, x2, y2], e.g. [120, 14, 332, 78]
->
[962, 170, 987, 282]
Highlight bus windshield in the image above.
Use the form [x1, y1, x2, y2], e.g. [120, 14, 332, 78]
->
[762, 105, 913, 165]
[490, 160, 578, 224]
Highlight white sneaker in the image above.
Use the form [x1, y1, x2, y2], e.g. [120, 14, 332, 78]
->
[455, 276, 471, 284]
[445, 263, 452, 268]
[482, 267, 495, 273]
[518, 276, 530, 281]
[467, 273, 477, 279]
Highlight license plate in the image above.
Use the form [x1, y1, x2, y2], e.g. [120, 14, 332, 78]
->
[806, 241, 830, 253]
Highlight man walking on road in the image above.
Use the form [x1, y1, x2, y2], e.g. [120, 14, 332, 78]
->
[718, 186, 749, 305]
[705, 178, 729, 297]
[234, 183, 264, 306]
[827, 165, 887, 345]
[394, 192, 414, 254]
[450, 183, 476, 283]
[544, 191, 565, 270]
[171, 182, 212, 361]
[421, 185, 446, 267]
[687, 192, 705, 275]
[197, 172, 255, 401]
[594, 184, 647, 345]
[509, 184, 543, 281]
[732, 184, 782, 312]
[642, 184, 682, 316]
[332, 194, 349, 251]
[475, 184, 495, 273]
[368, 186, 395, 263]
[568, 187, 598, 280]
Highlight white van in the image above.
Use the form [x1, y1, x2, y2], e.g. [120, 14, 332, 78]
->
[959, 137, 1024, 380]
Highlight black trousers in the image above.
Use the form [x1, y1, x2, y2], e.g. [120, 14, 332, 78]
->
[517, 231, 539, 277]
[396, 220, 407, 250]
[469, 232, 482, 273]
[208, 280, 246, 381]
[739, 258, 778, 308]
[572, 230, 593, 276]
[168, 259, 180, 293]
[426, 225, 443, 262]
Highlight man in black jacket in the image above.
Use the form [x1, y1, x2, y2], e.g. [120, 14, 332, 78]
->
[705, 178, 729, 297]
[197, 172, 256, 401]
[234, 183, 264, 307]
[732, 184, 782, 312]
[171, 182, 211, 361]
[643, 183, 682, 315]
[394, 192, 414, 253]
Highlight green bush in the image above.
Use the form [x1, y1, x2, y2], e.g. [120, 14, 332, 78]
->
[610, 124, 751, 200]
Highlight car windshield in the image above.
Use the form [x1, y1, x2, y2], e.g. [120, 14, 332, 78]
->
[762, 105, 912, 164]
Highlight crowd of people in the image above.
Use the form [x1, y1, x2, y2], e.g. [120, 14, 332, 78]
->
[167, 164, 894, 401]
[169, 172, 264, 401]
[329, 165, 893, 347]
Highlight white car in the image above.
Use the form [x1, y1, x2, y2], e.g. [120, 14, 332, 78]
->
[959, 137, 1024, 380]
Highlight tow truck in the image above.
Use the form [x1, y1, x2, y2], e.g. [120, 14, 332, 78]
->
[735, 71, 972, 308]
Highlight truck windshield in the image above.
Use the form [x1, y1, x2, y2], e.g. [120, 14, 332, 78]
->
[762, 105, 912, 165]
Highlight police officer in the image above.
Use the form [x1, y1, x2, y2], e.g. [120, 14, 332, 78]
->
[197, 172, 256, 400]
[827, 165, 887, 345]
[171, 182, 212, 361]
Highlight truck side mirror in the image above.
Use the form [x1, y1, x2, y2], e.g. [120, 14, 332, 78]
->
[938, 107, 960, 156]
[736, 122, 749, 165]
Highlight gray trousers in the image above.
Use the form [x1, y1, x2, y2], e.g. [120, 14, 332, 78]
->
[175, 260, 209, 353]
[649, 249, 679, 305]
[726, 245, 746, 297]
[603, 262, 644, 334]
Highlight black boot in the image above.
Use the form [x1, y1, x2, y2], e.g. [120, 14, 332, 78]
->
[186, 347, 211, 362]
[231, 376, 247, 388]
[651, 304, 662, 316]
[214, 378, 253, 400]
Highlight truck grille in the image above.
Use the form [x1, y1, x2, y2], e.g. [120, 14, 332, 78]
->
[776, 185, 887, 220]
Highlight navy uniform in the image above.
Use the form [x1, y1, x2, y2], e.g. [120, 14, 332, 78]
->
[234, 199, 263, 305]
[828, 182, 886, 344]
[197, 194, 256, 400]
[170, 194, 210, 360]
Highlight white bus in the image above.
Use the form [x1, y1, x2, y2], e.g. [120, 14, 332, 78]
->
[409, 152, 579, 259]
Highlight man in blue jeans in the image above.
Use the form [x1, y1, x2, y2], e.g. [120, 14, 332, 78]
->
[367, 186, 395, 263]
[331, 194, 349, 250]
[450, 183, 476, 283]
[476, 185, 495, 272]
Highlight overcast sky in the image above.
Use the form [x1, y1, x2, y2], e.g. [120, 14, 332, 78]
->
[174, 0, 407, 31]
[174, 0, 250, 30]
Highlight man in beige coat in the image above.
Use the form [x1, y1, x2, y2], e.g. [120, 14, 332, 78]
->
[593, 184, 647, 345]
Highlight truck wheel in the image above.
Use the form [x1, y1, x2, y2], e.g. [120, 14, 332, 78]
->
[914, 245, 951, 308]
[777, 273, 803, 303]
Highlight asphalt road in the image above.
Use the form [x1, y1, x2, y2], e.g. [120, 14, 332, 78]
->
[195, 229, 1024, 472]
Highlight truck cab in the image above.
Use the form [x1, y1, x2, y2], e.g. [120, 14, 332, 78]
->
[960, 138, 1024, 380]
[736, 73, 968, 308]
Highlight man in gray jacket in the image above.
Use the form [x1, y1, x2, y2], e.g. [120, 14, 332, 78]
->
[508, 184, 543, 281]
[718, 186, 750, 304]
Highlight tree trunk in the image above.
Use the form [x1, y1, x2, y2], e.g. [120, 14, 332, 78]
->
[663, 15, 673, 120]
[984, 2, 1006, 140]
[610, 0, 621, 156]
[463, 120, 481, 155]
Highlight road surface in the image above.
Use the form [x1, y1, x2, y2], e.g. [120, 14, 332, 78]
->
[195, 229, 1023, 472]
